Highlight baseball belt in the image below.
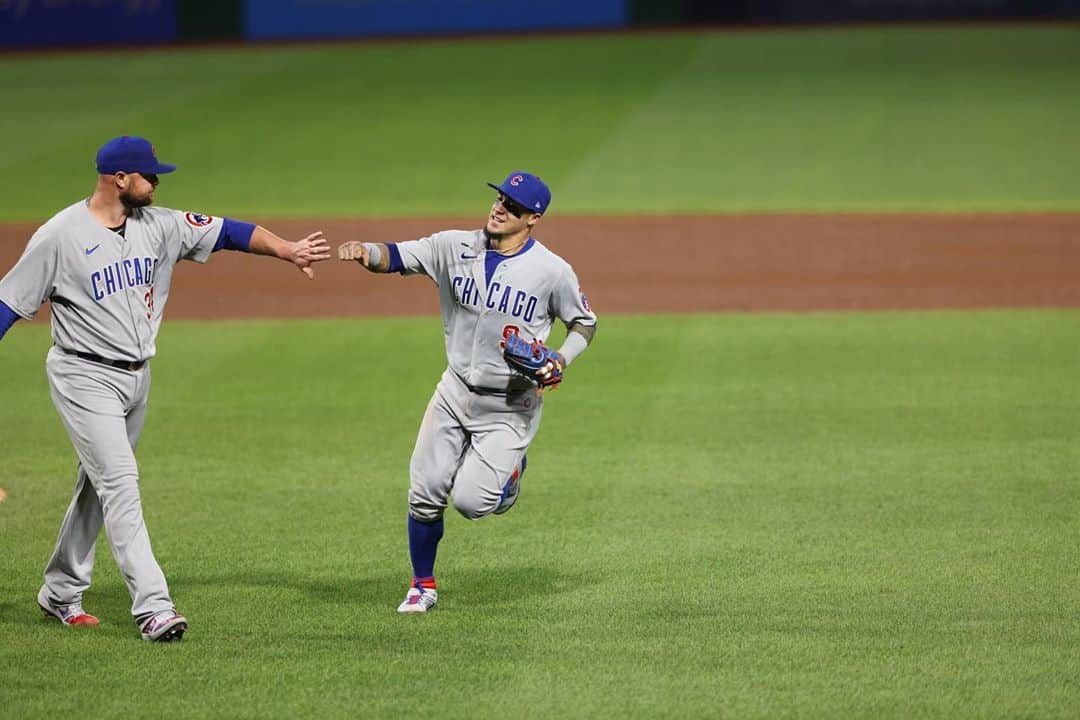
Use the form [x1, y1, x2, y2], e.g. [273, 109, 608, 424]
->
[59, 347, 146, 371]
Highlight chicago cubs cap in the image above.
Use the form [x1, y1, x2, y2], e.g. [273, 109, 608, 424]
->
[96, 136, 177, 175]
[487, 171, 551, 215]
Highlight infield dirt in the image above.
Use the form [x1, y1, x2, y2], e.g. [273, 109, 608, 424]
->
[1, 213, 1078, 318]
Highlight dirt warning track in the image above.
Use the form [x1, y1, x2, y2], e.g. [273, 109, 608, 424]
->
[1, 213, 1078, 319]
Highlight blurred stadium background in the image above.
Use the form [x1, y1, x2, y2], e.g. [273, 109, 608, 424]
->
[2, 1, 1080, 48]
[2, 3, 1079, 719]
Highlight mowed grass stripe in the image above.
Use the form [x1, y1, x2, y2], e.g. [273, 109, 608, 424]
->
[561, 26, 1080, 213]
[1, 311, 1077, 718]
[0, 37, 694, 221]
[1, 26, 1078, 220]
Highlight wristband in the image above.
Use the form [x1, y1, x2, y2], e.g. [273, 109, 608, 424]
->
[363, 243, 383, 267]
[558, 330, 589, 367]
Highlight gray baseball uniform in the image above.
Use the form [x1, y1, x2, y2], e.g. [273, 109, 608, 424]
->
[389, 229, 597, 521]
[0, 200, 223, 618]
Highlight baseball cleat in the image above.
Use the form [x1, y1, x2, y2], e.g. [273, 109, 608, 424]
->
[397, 586, 438, 614]
[37, 586, 100, 627]
[138, 610, 188, 642]
[493, 454, 526, 515]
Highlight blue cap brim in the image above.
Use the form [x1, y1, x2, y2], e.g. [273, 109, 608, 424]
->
[487, 181, 533, 212]
[96, 162, 178, 175]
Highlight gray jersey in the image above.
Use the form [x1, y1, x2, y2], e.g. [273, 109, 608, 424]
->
[392, 229, 597, 389]
[0, 200, 223, 361]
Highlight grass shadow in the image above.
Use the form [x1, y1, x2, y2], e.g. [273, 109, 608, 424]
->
[169, 562, 587, 609]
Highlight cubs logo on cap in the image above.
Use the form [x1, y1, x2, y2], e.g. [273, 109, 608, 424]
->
[487, 171, 551, 215]
[184, 212, 213, 227]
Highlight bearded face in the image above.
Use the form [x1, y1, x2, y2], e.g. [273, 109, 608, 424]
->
[118, 173, 158, 209]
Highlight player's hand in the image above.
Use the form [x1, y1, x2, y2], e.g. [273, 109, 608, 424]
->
[291, 231, 331, 279]
[535, 353, 565, 395]
[337, 241, 369, 265]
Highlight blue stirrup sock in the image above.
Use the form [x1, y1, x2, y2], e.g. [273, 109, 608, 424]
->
[408, 515, 444, 587]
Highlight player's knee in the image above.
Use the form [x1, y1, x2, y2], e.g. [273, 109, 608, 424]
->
[96, 473, 146, 527]
[93, 467, 140, 497]
[451, 491, 496, 521]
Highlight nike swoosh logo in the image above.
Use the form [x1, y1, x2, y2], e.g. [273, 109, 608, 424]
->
[85, 244, 101, 255]
[460, 252, 478, 260]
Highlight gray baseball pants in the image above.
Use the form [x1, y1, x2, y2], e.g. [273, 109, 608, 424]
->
[408, 367, 543, 521]
[41, 347, 174, 618]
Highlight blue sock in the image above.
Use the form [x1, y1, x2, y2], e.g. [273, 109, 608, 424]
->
[408, 514, 444, 582]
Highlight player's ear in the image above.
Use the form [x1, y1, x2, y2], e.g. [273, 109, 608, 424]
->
[527, 213, 542, 228]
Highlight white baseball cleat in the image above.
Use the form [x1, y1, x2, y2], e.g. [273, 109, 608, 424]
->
[138, 609, 188, 642]
[397, 586, 438, 614]
[38, 586, 100, 627]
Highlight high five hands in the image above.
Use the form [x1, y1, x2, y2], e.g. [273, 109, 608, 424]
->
[337, 241, 370, 266]
[290, 231, 332, 278]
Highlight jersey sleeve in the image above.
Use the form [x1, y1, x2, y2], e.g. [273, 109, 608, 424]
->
[390, 232, 450, 280]
[162, 210, 226, 264]
[0, 227, 59, 319]
[550, 263, 597, 329]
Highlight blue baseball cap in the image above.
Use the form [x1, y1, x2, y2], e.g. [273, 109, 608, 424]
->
[95, 136, 177, 175]
[487, 171, 551, 215]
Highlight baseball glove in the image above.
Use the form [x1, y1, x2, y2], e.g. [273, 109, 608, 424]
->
[502, 330, 563, 390]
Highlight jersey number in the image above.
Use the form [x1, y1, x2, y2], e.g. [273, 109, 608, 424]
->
[498, 324, 521, 350]
[144, 286, 156, 320]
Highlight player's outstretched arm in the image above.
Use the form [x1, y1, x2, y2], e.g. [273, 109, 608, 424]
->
[338, 242, 391, 273]
[248, 227, 331, 279]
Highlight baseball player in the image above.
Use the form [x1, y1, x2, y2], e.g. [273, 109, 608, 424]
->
[338, 171, 597, 613]
[0, 136, 331, 641]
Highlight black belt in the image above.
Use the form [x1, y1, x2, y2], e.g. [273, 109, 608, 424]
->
[453, 370, 530, 397]
[60, 348, 146, 371]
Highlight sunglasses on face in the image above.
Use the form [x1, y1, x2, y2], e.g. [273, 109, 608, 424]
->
[118, 172, 159, 186]
[497, 193, 527, 218]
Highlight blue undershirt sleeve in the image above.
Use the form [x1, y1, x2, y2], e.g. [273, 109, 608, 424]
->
[213, 218, 257, 252]
[0, 300, 19, 341]
[387, 243, 404, 274]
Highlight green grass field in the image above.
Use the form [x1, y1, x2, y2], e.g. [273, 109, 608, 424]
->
[2, 24, 1080, 719]
[2, 313, 1079, 718]
[0, 25, 1077, 219]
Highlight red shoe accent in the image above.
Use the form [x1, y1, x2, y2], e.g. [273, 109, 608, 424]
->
[69, 613, 100, 626]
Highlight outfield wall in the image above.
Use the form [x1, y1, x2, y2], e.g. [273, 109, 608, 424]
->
[0, 1, 179, 48]
[663, 0, 1080, 23]
[243, 0, 627, 40]
[2, 0, 1077, 49]
[0, 0, 629, 48]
